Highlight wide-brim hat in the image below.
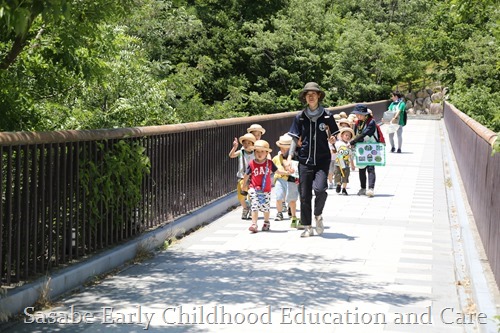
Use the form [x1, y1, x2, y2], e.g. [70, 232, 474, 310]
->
[339, 111, 347, 118]
[276, 134, 293, 148]
[252, 139, 272, 153]
[299, 82, 326, 103]
[247, 123, 266, 135]
[338, 118, 351, 126]
[339, 127, 355, 138]
[239, 133, 256, 145]
[351, 103, 370, 115]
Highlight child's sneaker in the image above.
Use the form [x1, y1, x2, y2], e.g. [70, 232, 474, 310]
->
[241, 208, 250, 220]
[282, 203, 287, 213]
[290, 217, 299, 228]
[287, 206, 292, 217]
[275, 212, 283, 221]
[342, 188, 348, 196]
[336, 184, 341, 193]
[262, 221, 270, 231]
[249, 223, 258, 233]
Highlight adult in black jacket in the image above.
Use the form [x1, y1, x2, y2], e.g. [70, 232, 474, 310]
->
[350, 104, 377, 197]
[285, 82, 339, 238]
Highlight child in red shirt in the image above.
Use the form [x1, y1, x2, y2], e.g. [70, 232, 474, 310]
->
[242, 140, 289, 233]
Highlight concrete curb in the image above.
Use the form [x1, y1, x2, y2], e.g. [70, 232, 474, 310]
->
[0, 193, 239, 318]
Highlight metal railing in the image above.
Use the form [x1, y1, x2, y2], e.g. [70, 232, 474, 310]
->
[443, 102, 499, 288]
[0, 100, 389, 287]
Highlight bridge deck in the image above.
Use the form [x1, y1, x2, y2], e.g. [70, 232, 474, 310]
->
[5, 119, 499, 333]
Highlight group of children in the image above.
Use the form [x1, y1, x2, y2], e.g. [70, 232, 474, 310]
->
[230, 108, 377, 233]
[228, 124, 301, 233]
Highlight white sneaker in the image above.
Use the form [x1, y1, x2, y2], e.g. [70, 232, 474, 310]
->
[315, 215, 324, 235]
[366, 188, 374, 197]
[300, 226, 313, 238]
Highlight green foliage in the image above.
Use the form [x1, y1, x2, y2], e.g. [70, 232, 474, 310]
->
[441, 2, 500, 132]
[0, 0, 499, 132]
[79, 140, 151, 229]
[493, 137, 500, 156]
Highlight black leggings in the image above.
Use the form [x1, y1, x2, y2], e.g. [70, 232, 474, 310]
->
[359, 165, 376, 189]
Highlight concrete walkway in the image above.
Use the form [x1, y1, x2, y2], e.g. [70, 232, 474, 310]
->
[5, 120, 500, 333]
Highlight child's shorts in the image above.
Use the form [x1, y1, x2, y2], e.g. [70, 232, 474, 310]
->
[248, 188, 271, 212]
[237, 178, 248, 201]
[274, 178, 287, 201]
[334, 166, 350, 184]
[286, 181, 299, 203]
[275, 178, 299, 203]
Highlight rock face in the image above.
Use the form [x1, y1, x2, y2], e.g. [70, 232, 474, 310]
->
[403, 86, 448, 117]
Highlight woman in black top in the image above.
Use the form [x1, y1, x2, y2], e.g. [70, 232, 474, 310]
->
[285, 82, 339, 237]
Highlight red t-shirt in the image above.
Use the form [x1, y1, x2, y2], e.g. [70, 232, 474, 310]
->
[245, 159, 277, 192]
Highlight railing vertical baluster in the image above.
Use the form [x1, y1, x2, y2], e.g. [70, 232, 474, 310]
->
[68, 142, 75, 261]
[47, 144, 54, 269]
[5, 147, 13, 284]
[74, 142, 79, 258]
[54, 144, 61, 266]
[61, 143, 67, 264]
[22, 145, 30, 280]
[30, 145, 38, 276]
[80, 141, 87, 256]
[14, 145, 21, 282]
[146, 137, 152, 229]
[39, 145, 46, 271]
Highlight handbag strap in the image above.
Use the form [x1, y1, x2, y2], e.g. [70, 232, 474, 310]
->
[261, 161, 269, 190]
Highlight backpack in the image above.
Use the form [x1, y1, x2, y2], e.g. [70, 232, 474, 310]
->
[366, 119, 385, 143]
[374, 122, 385, 143]
[402, 109, 408, 126]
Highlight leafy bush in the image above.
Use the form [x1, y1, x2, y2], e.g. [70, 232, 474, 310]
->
[79, 140, 150, 230]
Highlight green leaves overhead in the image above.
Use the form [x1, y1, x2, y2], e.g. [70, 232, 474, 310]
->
[0, 0, 499, 132]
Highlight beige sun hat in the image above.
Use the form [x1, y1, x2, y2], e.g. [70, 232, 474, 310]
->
[338, 118, 351, 126]
[276, 134, 293, 148]
[333, 114, 341, 120]
[339, 111, 347, 118]
[239, 133, 256, 145]
[339, 127, 355, 138]
[247, 124, 266, 135]
[253, 139, 272, 153]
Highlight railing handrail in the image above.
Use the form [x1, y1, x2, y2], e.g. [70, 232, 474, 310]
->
[0, 101, 389, 145]
[0, 113, 294, 145]
[445, 102, 497, 145]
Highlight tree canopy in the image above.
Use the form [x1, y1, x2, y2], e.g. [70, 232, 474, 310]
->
[1, 0, 498, 132]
